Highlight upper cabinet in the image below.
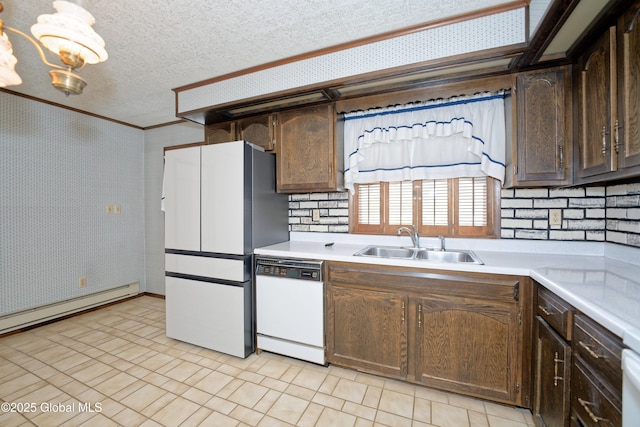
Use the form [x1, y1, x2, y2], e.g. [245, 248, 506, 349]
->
[575, 1, 640, 183]
[575, 27, 617, 179]
[205, 113, 275, 151]
[617, 3, 640, 170]
[507, 66, 572, 187]
[275, 103, 343, 193]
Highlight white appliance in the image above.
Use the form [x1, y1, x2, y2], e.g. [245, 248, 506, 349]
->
[255, 257, 325, 364]
[163, 141, 288, 358]
[623, 349, 640, 426]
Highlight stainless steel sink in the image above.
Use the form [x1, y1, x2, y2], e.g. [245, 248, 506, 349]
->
[354, 245, 483, 264]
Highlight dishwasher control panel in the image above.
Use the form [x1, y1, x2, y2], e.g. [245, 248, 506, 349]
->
[255, 257, 323, 281]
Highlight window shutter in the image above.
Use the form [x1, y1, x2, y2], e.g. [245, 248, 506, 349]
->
[356, 183, 381, 225]
[458, 177, 487, 227]
[388, 181, 413, 225]
[421, 179, 449, 226]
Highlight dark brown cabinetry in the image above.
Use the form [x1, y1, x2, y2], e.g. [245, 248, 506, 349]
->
[275, 104, 341, 193]
[534, 286, 574, 427]
[576, 1, 640, 183]
[570, 314, 623, 427]
[326, 262, 531, 406]
[510, 66, 572, 186]
[328, 285, 408, 379]
[205, 113, 275, 151]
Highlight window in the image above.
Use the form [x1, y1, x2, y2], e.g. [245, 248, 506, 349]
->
[351, 177, 499, 237]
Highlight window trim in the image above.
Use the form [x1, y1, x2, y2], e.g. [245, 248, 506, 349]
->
[349, 177, 500, 238]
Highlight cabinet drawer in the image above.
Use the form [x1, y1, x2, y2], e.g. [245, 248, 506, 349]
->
[537, 286, 574, 341]
[571, 356, 621, 427]
[573, 314, 623, 393]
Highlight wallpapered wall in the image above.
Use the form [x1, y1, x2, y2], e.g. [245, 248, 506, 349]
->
[0, 92, 145, 316]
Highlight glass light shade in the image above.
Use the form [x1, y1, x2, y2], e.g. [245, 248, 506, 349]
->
[31, 0, 108, 66]
[0, 32, 22, 87]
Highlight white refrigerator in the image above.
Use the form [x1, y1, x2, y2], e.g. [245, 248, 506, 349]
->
[163, 141, 289, 358]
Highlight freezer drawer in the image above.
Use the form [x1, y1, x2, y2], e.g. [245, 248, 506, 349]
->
[166, 276, 253, 358]
[165, 253, 248, 282]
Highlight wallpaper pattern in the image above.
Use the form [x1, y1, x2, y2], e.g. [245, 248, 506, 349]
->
[0, 92, 145, 315]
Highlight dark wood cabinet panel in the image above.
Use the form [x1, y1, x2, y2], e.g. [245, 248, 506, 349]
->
[571, 356, 622, 427]
[617, 2, 640, 169]
[276, 104, 339, 193]
[513, 67, 571, 186]
[237, 114, 275, 151]
[576, 27, 617, 179]
[326, 261, 530, 407]
[534, 317, 572, 427]
[326, 285, 408, 378]
[205, 120, 236, 145]
[415, 294, 521, 403]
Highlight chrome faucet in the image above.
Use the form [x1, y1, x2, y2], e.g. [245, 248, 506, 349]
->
[397, 225, 420, 248]
[438, 235, 445, 251]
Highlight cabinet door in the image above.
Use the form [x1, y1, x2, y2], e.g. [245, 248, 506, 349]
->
[515, 67, 571, 185]
[327, 285, 408, 378]
[415, 294, 521, 404]
[205, 121, 236, 144]
[618, 3, 640, 169]
[164, 146, 201, 251]
[237, 114, 275, 151]
[577, 27, 617, 179]
[276, 104, 336, 193]
[534, 317, 571, 427]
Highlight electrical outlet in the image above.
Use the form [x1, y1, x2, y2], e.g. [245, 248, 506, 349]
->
[549, 209, 562, 226]
[78, 277, 87, 288]
[312, 209, 320, 222]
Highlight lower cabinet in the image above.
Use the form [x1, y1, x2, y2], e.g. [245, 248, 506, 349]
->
[535, 317, 572, 427]
[329, 286, 408, 379]
[326, 261, 532, 407]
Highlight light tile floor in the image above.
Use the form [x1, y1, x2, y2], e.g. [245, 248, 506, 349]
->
[0, 296, 536, 427]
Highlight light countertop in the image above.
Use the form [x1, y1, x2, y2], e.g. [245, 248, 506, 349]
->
[255, 232, 640, 353]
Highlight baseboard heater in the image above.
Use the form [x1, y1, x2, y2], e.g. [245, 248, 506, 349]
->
[0, 282, 140, 334]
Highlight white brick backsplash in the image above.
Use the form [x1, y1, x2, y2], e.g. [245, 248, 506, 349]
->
[550, 188, 586, 198]
[289, 179, 640, 249]
[502, 199, 533, 208]
[550, 230, 585, 240]
[515, 188, 548, 198]
[563, 209, 585, 219]
[534, 199, 568, 208]
[515, 209, 548, 218]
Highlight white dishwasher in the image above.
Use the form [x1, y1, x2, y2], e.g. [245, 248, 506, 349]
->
[255, 257, 325, 365]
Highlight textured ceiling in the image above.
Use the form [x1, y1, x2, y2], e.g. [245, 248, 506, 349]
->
[2, 0, 512, 128]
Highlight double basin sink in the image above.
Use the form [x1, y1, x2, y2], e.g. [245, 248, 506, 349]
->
[354, 245, 483, 264]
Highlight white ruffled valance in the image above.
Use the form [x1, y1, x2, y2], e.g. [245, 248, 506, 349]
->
[344, 92, 507, 193]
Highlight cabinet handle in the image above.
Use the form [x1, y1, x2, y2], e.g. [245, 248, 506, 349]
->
[601, 126, 608, 156]
[579, 340, 602, 360]
[553, 351, 564, 386]
[401, 301, 405, 325]
[418, 304, 423, 328]
[558, 145, 564, 169]
[577, 397, 606, 423]
[538, 305, 553, 316]
[614, 119, 621, 153]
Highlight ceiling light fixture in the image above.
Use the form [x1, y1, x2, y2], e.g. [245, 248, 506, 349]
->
[0, 0, 108, 96]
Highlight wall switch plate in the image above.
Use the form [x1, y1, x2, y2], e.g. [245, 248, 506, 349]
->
[114, 204, 121, 214]
[78, 277, 87, 288]
[312, 209, 320, 222]
[106, 205, 113, 214]
[549, 209, 562, 226]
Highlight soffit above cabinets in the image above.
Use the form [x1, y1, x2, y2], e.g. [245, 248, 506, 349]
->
[175, 0, 628, 126]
